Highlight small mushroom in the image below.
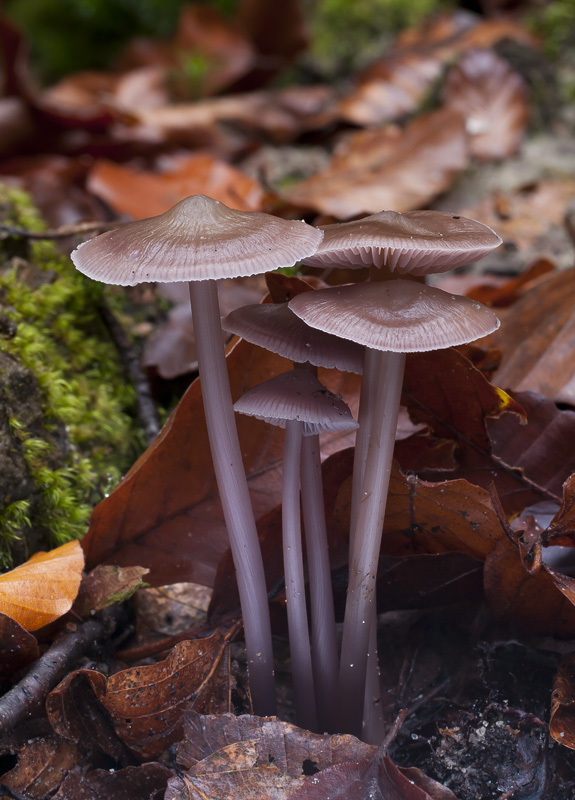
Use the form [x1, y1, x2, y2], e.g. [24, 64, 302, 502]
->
[71, 195, 323, 715]
[290, 278, 500, 737]
[235, 367, 358, 731]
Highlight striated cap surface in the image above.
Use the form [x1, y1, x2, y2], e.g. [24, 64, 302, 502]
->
[71, 195, 324, 285]
[289, 279, 500, 352]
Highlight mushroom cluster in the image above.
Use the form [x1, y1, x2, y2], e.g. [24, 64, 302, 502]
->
[71, 197, 501, 740]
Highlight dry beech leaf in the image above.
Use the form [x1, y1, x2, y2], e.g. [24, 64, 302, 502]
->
[170, 712, 375, 800]
[0, 612, 39, 681]
[462, 180, 575, 256]
[48, 633, 230, 761]
[489, 392, 575, 501]
[283, 109, 468, 218]
[287, 751, 439, 800]
[442, 49, 529, 161]
[72, 565, 149, 617]
[486, 268, 575, 405]
[1, 735, 83, 799]
[483, 536, 575, 637]
[0, 541, 84, 631]
[544, 474, 575, 546]
[550, 654, 575, 749]
[54, 763, 172, 800]
[87, 154, 263, 219]
[465, 258, 555, 308]
[338, 11, 536, 128]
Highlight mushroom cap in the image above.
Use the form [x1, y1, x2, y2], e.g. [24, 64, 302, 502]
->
[288, 279, 500, 353]
[71, 194, 324, 285]
[301, 210, 502, 275]
[234, 369, 359, 436]
[222, 301, 364, 374]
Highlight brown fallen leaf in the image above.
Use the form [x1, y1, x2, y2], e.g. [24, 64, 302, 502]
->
[0, 612, 39, 681]
[287, 750, 441, 800]
[170, 712, 375, 800]
[489, 392, 575, 500]
[72, 564, 149, 618]
[550, 653, 575, 749]
[464, 258, 555, 307]
[87, 154, 264, 219]
[483, 535, 575, 637]
[0, 541, 84, 631]
[48, 632, 230, 761]
[544, 474, 575, 546]
[1, 735, 83, 799]
[283, 109, 468, 218]
[442, 49, 529, 161]
[486, 268, 575, 404]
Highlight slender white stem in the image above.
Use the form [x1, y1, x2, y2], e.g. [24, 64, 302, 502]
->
[188, 280, 276, 716]
[301, 433, 339, 732]
[338, 350, 406, 737]
[283, 419, 318, 731]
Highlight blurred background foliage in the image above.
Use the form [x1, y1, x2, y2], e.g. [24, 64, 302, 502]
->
[3, 0, 574, 86]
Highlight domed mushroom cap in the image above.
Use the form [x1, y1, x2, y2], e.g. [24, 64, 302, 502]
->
[222, 302, 364, 374]
[234, 369, 359, 436]
[71, 195, 324, 285]
[288, 279, 500, 353]
[301, 210, 502, 275]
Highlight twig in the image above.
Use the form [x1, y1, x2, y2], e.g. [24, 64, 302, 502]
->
[0, 220, 122, 241]
[0, 608, 122, 737]
[98, 301, 161, 445]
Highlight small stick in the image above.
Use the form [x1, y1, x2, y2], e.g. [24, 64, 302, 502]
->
[0, 609, 121, 737]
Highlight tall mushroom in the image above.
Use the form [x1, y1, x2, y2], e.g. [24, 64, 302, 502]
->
[234, 367, 358, 730]
[292, 211, 502, 736]
[223, 296, 363, 729]
[71, 195, 323, 715]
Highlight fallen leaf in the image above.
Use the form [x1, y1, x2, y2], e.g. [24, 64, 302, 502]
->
[486, 268, 575, 404]
[464, 258, 555, 307]
[283, 109, 468, 218]
[287, 749, 437, 799]
[544, 474, 575, 546]
[170, 712, 375, 800]
[72, 565, 149, 617]
[550, 654, 575, 748]
[0, 612, 39, 681]
[87, 154, 264, 219]
[489, 392, 575, 500]
[48, 633, 230, 761]
[484, 535, 575, 637]
[442, 49, 529, 161]
[0, 541, 84, 631]
[1, 735, 83, 799]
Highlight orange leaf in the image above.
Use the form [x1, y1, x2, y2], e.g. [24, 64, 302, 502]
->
[0, 541, 84, 631]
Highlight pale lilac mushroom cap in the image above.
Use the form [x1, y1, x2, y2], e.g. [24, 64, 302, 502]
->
[71, 194, 324, 284]
[222, 302, 364, 374]
[288, 279, 500, 352]
[300, 210, 502, 275]
[234, 370, 359, 436]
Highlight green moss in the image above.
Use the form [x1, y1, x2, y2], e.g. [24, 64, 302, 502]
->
[307, 0, 452, 77]
[0, 185, 140, 561]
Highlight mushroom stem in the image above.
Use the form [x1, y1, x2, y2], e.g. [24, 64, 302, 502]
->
[283, 419, 318, 732]
[301, 433, 339, 732]
[188, 279, 276, 716]
[338, 349, 406, 736]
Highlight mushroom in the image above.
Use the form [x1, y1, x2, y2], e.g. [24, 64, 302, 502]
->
[222, 296, 362, 730]
[234, 367, 358, 730]
[71, 194, 323, 715]
[290, 276, 501, 737]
